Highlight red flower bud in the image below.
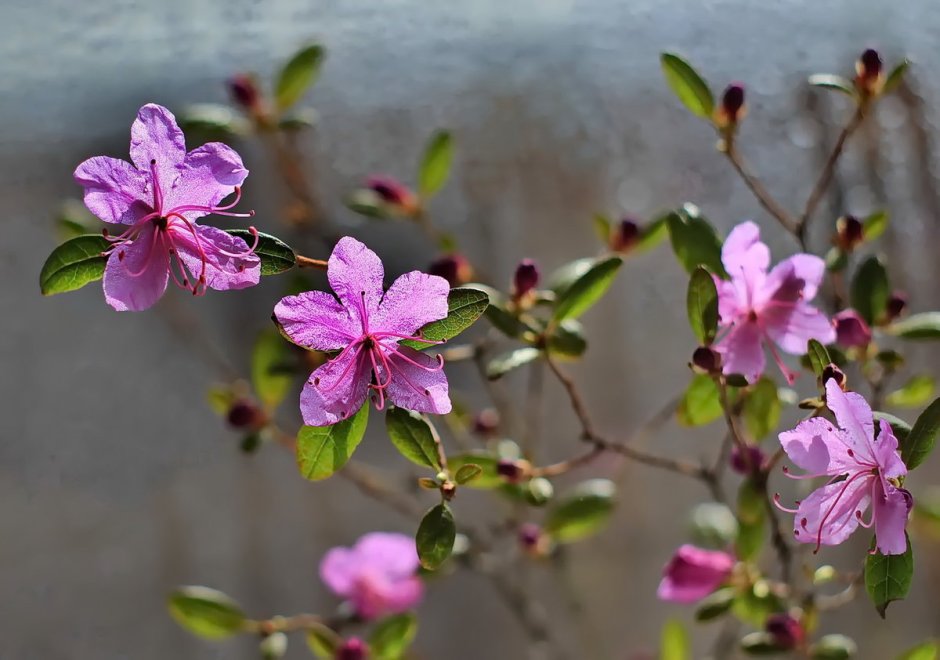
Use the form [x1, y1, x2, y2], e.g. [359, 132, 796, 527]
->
[855, 49, 884, 96]
[513, 259, 540, 298]
[833, 309, 872, 348]
[715, 83, 747, 128]
[497, 459, 532, 484]
[822, 363, 847, 391]
[366, 176, 418, 214]
[228, 74, 261, 111]
[885, 291, 908, 322]
[765, 613, 805, 650]
[730, 444, 765, 475]
[335, 637, 368, 660]
[427, 253, 474, 286]
[835, 215, 864, 251]
[691, 346, 722, 374]
[610, 217, 641, 252]
[227, 399, 266, 430]
[472, 408, 500, 437]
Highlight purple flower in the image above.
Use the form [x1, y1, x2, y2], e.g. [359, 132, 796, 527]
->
[656, 545, 735, 604]
[833, 309, 872, 349]
[274, 237, 451, 426]
[714, 222, 835, 383]
[776, 379, 912, 555]
[319, 532, 424, 620]
[74, 104, 260, 311]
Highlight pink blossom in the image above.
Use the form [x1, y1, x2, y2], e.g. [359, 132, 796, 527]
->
[656, 545, 735, 603]
[775, 379, 912, 555]
[833, 309, 872, 348]
[320, 532, 424, 620]
[714, 221, 835, 383]
[74, 103, 260, 311]
[274, 237, 451, 426]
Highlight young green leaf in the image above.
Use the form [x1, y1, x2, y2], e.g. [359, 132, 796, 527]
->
[735, 479, 766, 561]
[808, 74, 857, 97]
[447, 453, 501, 489]
[418, 130, 454, 199]
[552, 255, 623, 321]
[897, 640, 939, 660]
[592, 213, 612, 243]
[666, 206, 727, 277]
[882, 59, 911, 96]
[887, 375, 936, 408]
[660, 618, 691, 660]
[275, 43, 325, 111]
[806, 339, 832, 378]
[168, 586, 246, 639]
[369, 613, 418, 660]
[398, 287, 489, 349]
[743, 377, 781, 440]
[636, 214, 670, 253]
[677, 374, 723, 427]
[486, 347, 541, 380]
[260, 632, 288, 660]
[296, 404, 370, 480]
[862, 210, 889, 242]
[887, 312, 940, 340]
[865, 534, 913, 617]
[454, 463, 483, 485]
[251, 329, 294, 409]
[224, 229, 296, 275]
[544, 479, 616, 543]
[39, 234, 110, 295]
[660, 53, 714, 119]
[850, 255, 890, 325]
[901, 397, 940, 470]
[416, 503, 456, 570]
[686, 266, 719, 345]
[305, 622, 343, 658]
[810, 635, 858, 659]
[694, 587, 736, 622]
[385, 407, 443, 470]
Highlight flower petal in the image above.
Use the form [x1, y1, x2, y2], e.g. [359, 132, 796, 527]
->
[129, 104, 186, 195]
[102, 225, 169, 311]
[274, 291, 358, 351]
[874, 419, 907, 481]
[656, 545, 734, 604]
[365, 575, 423, 617]
[353, 532, 421, 579]
[384, 346, 451, 415]
[300, 349, 370, 427]
[762, 254, 826, 303]
[825, 380, 876, 461]
[762, 302, 836, 355]
[328, 237, 385, 330]
[778, 417, 855, 476]
[721, 221, 770, 304]
[374, 271, 450, 336]
[716, 277, 745, 325]
[165, 142, 249, 218]
[319, 546, 357, 597]
[716, 321, 765, 383]
[170, 224, 260, 291]
[792, 474, 871, 548]
[872, 481, 912, 555]
[73, 156, 151, 225]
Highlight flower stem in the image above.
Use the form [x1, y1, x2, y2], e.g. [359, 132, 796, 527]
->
[722, 139, 801, 240]
[295, 254, 329, 270]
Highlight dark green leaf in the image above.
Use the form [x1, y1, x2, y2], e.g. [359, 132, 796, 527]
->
[850, 255, 890, 325]
[887, 375, 936, 408]
[743, 378, 781, 440]
[275, 43, 325, 110]
[547, 319, 588, 359]
[810, 635, 857, 659]
[369, 613, 418, 660]
[887, 312, 940, 340]
[660, 53, 714, 119]
[224, 229, 296, 276]
[416, 503, 456, 570]
[677, 374, 722, 427]
[736, 480, 766, 561]
[825, 246, 848, 272]
[279, 107, 318, 132]
[687, 266, 719, 345]
[660, 618, 691, 660]
[695, 587, 736, 622]
[418, 130, 454, 199]
[865, 533, 913, 617]
[168, 586, 246, 639]
[251, 329, 294, 409]
[447, 453, 501, 489]
[454, 463, 483, 485]
[883, 59, 911, 95]
[862, 210, 889, 242]
[545, 479, 616, 543]
[296, 405, 369, 480]
[897, 640, 939, 660]
[487, 347, 541, 380]
[806, 339, 832, 378]
[399, 287, 490, 349]
[552, 255, 623, 321]
[901, 397, 940, 470]
[808, 74, 857, 97]
[39, 234, 110, 295]
[386, 407, 442, 470]
[666, 205, 727, 277]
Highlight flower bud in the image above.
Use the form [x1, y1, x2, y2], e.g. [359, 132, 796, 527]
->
[335, 637, 368, 660]
[885, 290, 908, 322]
[441, 480, 457, 501]
[227, 399, 266, 430]
[855, 48, 884, 96]
[822, 363, 847, 391]
[518, 522, 552, 557]
[765, 613, 805, 650]
[834, 215, 864, 251]
[691, 346, 722, 374]
[366, 176, 419, 215]
[730, 444, 765, 475]
[497, 458, 532, 484]
[472, 408, 500, 438]
[833, 309, 872, 348]
[714, 83, 747, 129]
[656, 545, 735, 604]
[610, 216, 641, 252]
[512, 259, 540, 299]
[228, 74, 261, 111]
[427, 253, 474, 287]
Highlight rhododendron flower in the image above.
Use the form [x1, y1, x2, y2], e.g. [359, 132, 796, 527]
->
[776, 379, 912, 555]
[714, 222, 835, 383]
[74, 103, 260, 311]
[320, 532, 423, 619]
[274, 237, 451, 426]
[656, 545, 735, 603]
[832, 309, 872, 349]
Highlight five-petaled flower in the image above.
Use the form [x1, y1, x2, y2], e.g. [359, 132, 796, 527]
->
[656, 544, 735, 604]
[775, 379, 912, 555]
[714, 221, 835, 383]
[274, 236, 451, 426]
[320, 532, 424, 620]
[74, 103, 260, 311]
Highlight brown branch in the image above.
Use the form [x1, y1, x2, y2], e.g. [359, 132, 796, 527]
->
[295, 254, 329, 270]
[723, 140, 801, 238]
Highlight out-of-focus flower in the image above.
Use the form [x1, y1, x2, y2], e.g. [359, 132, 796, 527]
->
[335, 637, 368, 660]
[512, 259, 540, 299]
[833, 309, 872, 349]
[427, 253, 473, 286]
[714, 83, 746, 128]
[656, 545, 735, 603]
[765, 613, 805, 650]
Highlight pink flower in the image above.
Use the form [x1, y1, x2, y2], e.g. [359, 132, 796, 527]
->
[74, 103, 260, 311]
[775, 379, 912, 555]
[833, 309, 872, 349]
[274, 237, 451, 426]
[656, 545, 735, 603]
[320, 532, 424, 620]
[714, 222, 835, 383]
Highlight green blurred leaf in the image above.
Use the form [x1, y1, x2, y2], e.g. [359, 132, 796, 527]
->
[370, 613, 418, 660]
[275, 43, 325, 111]
[447, 453, 501, 489]
[739, 631, 785, 655]
[806, 339, 832, 378]
[677, 374, 723, 426]
[735, 479, 766, 562]
[399, 287, 489, 349]
[887, 375, 936, 408]
[883, 59, 911, 95]
[687, 266, 719, 345]
[545, 479, 616, 543]
[694, 587, 736, 622]
[416, 503, 456, 570]
[487, 347, 541, 380]
[660, 53, 714, 119]
[825, 246, 848, 273]
[897, 640, 939, 660]
[636, 214, 670, 253]
[689, 502, 738, 549]
[548, 257, 594, 296]
[660, 618, 691, 660]
[552, 255, 623, 322]
[279, 107, 318, 132]
[178, 103, 248, 141]
[901, 397, 940, 470]
[251, 329, 294, 409]
[850, 255, 890, 325]
[386, 407, 442, 470]
[224, 229, 296, 276]
[810, 635, 858, 659]
[887, 312, 940, 340]
[55, 199, 99, 241]
[862, 210, 889, 242]
[808, 74, 857, 96]
[39, 234, 110, 295]
[547, 319, 588, 359]
[296, 405, 369, 480]
[168, 586, 246, 639]
[744, 377, 781, 440]
[206, 385, 236, 416]
[305, 622, 342, 658]
[454, 463, 483, 485]
[666, 205, 727, 277]
[592, 213, 612, 243]
[418, 130, 454, 199]
[731, 581, 783, 629]
[865, 533, 913, 617]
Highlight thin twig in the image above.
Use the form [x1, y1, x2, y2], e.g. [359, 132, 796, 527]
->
[295, 254, 329, 270]
[723, 140, 801, 238]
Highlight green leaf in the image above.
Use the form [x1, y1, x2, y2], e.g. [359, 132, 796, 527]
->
[810, 635, 857, 659]
[386, 407, 442, 470]
[739, 632, 785, 655]
[732, 581, 784, 629]
[447, 453, 501, 489]
[486, 347, 541, 380]
[251, 329, 294, 409]
[897, 640, 939, 660]
[636, 214, 670, 253]
[887, 312, 940, 340]
[887, 375, 936, 408]
[883, 59, 911, 95]
[689, 502, 738, 549]
[296, 405, 369, 480]
[901, 397, 940, 470]
[808, 74, 857, 97]
[735, 479, 766, 561]
[806, 339, 832, 378]
[865, 533, 913, 617]
[418, 130, 454, 199]
[694, 587, 736, 622]
[399, 287, 490, 349]
[178, 103, 248, 141]
[305, 622, 342, 658]
[850, 255, 890, 325]
[39, 234, 110, 295]
[660, 53, 714, 119]
[454, 463, 483, 485]
[666, 205, 727, 277]
[874, 411, 912, 445]
[544, 479, 616, 543]
[743, 377, 781, 440]
[548, 257, 595, 297]
[686, 266, 719, 345]
[660, 618, 691, 660]
[547, 319, 587, 359]
[592, 213, 612, 243]
[862, 210, 889, 242]
[416, 503, 456, 570]
[552, 255, 623, 322]
[370, 613, 418, 660]
[677, 374, 723, 427]
[224, 229, 296, 276]
[275, 43, 325, 111]
[168, 586, 246, 639]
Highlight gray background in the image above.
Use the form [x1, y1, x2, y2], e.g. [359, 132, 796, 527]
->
[4, 0, 940, 658]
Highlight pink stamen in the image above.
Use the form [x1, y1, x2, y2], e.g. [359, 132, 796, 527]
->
[773, 493, 799, 514]
[149, 159, 164, 211]
[765, 336, 798, 385]
[165, 213, 209, 293]
[214, 225, 260, 259]
[122, 228, 160, 277]
[855, 509, 874, 529]
[383, 344, 445, 373]
[315, 350, 364, 394]
[168, 187, 254, 218]
[371, 330, 445, 346]
[811, 470, 873, 553]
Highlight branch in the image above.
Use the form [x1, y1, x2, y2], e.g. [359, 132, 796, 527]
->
[723, 140, 801, 239]
[295, 254, 329, 270]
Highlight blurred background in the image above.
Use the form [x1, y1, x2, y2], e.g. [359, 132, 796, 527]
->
[5, 0, 940, 657]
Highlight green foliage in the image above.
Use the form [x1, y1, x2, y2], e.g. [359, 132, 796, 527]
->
[897, 641, 939, 660]
[224, 229, 296, 275]
[636, 214, 671, 253]
[399, 287, 490, 349]
[883, 59, 911, 95]
[251, 329, 293, 409]
[743, 378, 781, 440]
[659, 618, 691, 660]
[687, 267, 719, 345]
[660, 53, 714, 119]
[416, 503, 456, 570]
[850, 255, 890, 325]
[735, 479, 766, 561]
[418, 130, 455, 199]
[486, 347, 541, 380]
[385, 407, 443, 470]
[689, 502, 738, 549]
[275, 43, 325, 110]
[808, 74, 857, 97]
[454, 463, 483, 485]
[677, 374, 723, 426]
[296, 405, 369, 480]
[39, 234, 110, 295]
[694, 587, 736, 622]
[544, 479, 616, 543]
[810, 635, 857, 659]
[731, 581, 783, 629]
[369, 613, 418, 659]
[806, 339, 832, 379]
[865, 534, 913, 617]
[873, 411, 912, 445]
[552, 255, 623, 322]
[901, 398, 940, 470]
[888, 312, 940, 340]
[666, 205, 727, 277]
[260, 632, 288, 659]
[167, 586, 246, 639]
[887, 375, 936, 408]
[305, 622, 342, 658]
[862, 210, 889, 242]
[447, 453, 501, 489]
[547, 319, 588, 359]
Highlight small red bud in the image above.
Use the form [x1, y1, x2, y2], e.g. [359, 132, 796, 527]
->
[441, 481, 457, 501]
[228, 74, 261, 111]
[513, 259, 540, 298]
[472, 408, 500, 437]
[497, 459, 532, 484]
[610, 217, 641, 252]
[730, 444, 765, 475]
[518, 523, 551, 557]
[335, 637, 368, 660]
[885, 291, 908, 322]
[715, 83, 747, 129]
[691, 346, 722, 374]
[765, 613, 805, 650]
[367, 176, 417, 211]
[855, 49, 884, 96]
[822, 363, 847, 391]
[835, 215, 864, 251]
[427, 253, 474, 286]
[227, 399, 265, 430]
